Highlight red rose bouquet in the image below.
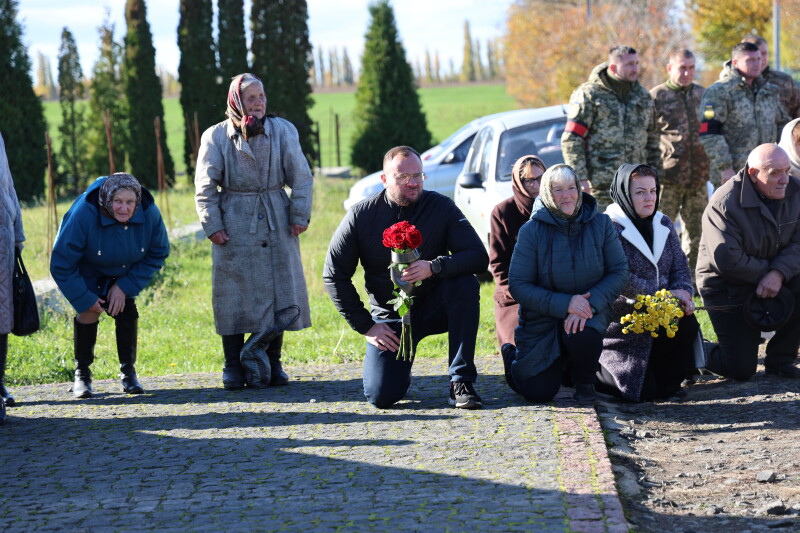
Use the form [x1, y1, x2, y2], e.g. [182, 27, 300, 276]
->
[382, 221, 424, 361]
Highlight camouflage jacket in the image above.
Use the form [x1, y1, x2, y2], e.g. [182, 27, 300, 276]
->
[763, 67, 800, 131]
[561, 62, 661, 191]
[699, 61, 784, 182]
[650, 82, 710, 189]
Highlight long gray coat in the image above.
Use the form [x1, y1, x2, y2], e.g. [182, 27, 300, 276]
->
[0, 133, 25, 334]
[195, 118, 313, 335]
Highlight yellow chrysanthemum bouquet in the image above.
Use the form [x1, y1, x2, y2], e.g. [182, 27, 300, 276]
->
[621, 289, 685, 338]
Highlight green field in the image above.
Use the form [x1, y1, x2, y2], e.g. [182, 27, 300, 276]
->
[42, 83, 521, 178]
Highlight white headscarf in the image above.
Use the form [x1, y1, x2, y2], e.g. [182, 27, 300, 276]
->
[778, 118, 800, 177]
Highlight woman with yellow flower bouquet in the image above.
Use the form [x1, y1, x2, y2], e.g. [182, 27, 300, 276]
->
[597, 164, 701, 402]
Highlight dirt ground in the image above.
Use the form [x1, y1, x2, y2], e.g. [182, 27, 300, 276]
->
[597, 346, 800, 532]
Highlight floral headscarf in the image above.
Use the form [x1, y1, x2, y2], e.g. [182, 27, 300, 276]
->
[227, 73, 266, 141]
[98, 173, 141, 218]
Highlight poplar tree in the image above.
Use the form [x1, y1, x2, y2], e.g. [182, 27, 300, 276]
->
[123, 0, 174, 187]
[461, 20, 475, 82]
[217, 0, 248, 81]
[57, 27, 87, 194]
[85, 16, 128, 179]
[251, 0, 316, 162]
[0, 0, 46, 201]
[350, 0, 432, 173]
[317, 46, 326, 87]
[178, 0, 220, 175]
[342, 48, 354, 85]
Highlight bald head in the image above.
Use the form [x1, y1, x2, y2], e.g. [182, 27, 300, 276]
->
[747, 144, 791, 200]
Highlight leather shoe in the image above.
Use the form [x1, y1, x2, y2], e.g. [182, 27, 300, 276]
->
[573, 384, 596, 405]
[765, 363, 800, 378]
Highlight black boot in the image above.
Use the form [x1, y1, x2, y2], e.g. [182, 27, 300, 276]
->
[116, 319, 144, 394]
[266, 333, 289, 386]
[0, 334, 14, 407]
[221, 334, 245, 390]
[73, 319, 98, 399]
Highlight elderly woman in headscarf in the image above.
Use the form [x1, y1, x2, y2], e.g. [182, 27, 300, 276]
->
[489, 155, 546, 351]
[503, 164, 629, 404]
[596, 164, 700, 402]
[778, 118, 800, 177]
[195, 73, 313, 390]
[51, 173, 169, 398]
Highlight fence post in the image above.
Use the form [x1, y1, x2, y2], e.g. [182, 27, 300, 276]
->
[335, 113, 341, 167]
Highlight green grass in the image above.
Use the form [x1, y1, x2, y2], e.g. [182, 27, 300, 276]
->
[42, 83, 520, 180]
[311, 83, 520, 170]
[8, 175, 504, 386]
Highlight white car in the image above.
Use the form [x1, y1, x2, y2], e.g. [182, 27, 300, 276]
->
[342, 110, 526, 210]
[454, 105, 568, 250]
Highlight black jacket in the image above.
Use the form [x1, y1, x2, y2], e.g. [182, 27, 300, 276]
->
[323, 190, 488, 334]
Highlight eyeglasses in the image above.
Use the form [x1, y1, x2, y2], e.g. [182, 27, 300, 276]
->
[521, 177, 542, 185]
[391, 172, 426, 185]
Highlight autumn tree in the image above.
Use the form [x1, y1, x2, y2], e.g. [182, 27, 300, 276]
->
[178, 0, 220, 175]
[350, 0, 432, 173]
[317, 46, 326, 87]
[0, 0, 46, 201]
[57, 27, 87, 194]
[85, 15, 128, 180]
[217, 0, 248, 81]
[505, 0, 687, 107]
[251, 0, 316, 162]
[461, 20, 475, 82]
[124, 0, 174, 188]
[34, 52, 57, 100]
[687, 0, 800, 73]
[342, 48, 354, 85]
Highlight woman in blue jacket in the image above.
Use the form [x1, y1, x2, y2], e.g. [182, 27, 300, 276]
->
[503, 164, 629, 404]
[51, 174, 169, 398]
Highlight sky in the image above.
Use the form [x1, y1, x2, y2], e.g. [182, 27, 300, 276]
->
[17, 0, 511, 78]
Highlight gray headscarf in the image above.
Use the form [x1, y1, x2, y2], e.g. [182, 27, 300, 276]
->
[98, 173, 142, 216]
[538, 164, 583, 220]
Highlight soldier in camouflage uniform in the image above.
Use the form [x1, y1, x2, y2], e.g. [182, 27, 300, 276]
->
[561, 45, 661, 211]
[743, 35, 800, 131]
[700, 42, 784, 185]
[650, 49, 710, 276]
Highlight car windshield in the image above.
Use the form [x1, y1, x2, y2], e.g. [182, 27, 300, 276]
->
[424, 120, 480, 160]
[496, 119, 565, 181]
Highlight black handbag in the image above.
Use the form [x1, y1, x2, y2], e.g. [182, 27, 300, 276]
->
[11, 247, 39, 336]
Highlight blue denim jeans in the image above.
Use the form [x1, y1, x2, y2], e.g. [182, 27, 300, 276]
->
[362, 274, 480, 408]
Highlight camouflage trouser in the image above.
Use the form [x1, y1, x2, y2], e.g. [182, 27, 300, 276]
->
[590, 185, 613, 213]
[659, 184, 709, 279]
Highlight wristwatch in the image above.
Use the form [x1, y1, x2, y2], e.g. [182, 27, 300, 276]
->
[429, 258, 442, 275]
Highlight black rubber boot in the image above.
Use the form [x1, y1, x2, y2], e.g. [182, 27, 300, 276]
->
[116, 319, 144, 394]
[221, 334, 245, 390]
[0, 334, 15, 407]
[73, 319, 98, 399]
[266, 333, 289, 386]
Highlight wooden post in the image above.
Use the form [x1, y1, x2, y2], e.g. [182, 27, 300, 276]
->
[153, 116, 172, 232]
[45, 133, 58, 259]
[335, 113, 341, 167]
[104, 109, 116, 175]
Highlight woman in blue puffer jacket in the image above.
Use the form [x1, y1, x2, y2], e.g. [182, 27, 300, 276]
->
[503, 164, 629, 404]
[51, 174, 169, 399]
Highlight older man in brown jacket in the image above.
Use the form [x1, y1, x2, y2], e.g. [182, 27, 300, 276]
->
[697, 144, 800, 380]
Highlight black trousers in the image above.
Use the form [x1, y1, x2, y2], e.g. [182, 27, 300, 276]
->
[704, 275, 800, 381]
[513, 326, 603, 403]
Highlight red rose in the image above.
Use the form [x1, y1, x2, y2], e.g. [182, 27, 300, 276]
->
[382, 221, 422, 250]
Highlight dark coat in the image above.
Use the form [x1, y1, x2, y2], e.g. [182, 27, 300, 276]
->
[50, 177, 170, 313]
[599, 204, 694, 401]
[508, 193, 629, 381]
[323, 190, 488, 334]
[696, 165, 800, 305]
[489, 194, 531, 347]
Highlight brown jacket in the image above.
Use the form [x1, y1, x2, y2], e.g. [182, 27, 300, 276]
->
[696, 165, 800, 304]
